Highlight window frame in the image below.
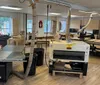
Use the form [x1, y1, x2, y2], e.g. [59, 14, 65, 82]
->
[27, 19, 33, 33]
[44, 19, 52, 33]
[59, 20, 67, 33]
[0, 17, 12, 35]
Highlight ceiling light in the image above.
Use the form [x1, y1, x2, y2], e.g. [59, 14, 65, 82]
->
[49, 13, 61, 16]
[79, 10, 100, 16]
[62, 15, 81, 18]
[79, 10, 92, 14]
[0, 6, 22, 10]
[71, 15, 80, 17]
[79, 10, 98, 14]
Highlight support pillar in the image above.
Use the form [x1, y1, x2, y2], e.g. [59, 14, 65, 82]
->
[66, 8, 71, 42]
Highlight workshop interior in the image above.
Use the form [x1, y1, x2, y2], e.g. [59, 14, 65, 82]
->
[0, 0, 100, 85]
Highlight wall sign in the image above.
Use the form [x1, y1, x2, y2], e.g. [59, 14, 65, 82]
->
[39, 20, 43, 28]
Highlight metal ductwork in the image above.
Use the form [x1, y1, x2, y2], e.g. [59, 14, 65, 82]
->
[43, 0, 71, 8]
[36, 0, 88, 10]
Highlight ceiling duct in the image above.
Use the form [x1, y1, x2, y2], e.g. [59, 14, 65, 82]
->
[43, 0, 71, 8]
[37, 0, 89, 10]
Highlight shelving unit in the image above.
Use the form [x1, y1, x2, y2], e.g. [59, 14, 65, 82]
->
[49, 60, 87, 78]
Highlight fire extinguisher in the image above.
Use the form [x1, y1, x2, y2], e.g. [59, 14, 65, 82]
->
[39, 20, 43, 28]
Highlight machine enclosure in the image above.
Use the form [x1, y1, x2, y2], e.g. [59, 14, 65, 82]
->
[0, 62, 12, 82]
[49, 41, 90, 76]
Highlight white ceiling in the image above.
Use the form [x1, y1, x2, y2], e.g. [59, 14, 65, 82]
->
[0, 0, 100, 18]
[0, 0, 32, 13]
[0, 0, 29, 8]
[65, 0, 100, 9]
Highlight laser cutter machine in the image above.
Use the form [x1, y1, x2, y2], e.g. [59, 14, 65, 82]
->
[49, 40, 90, 76]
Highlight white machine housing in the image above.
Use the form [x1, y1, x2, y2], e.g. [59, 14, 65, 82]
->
[49, 41, 90, 63]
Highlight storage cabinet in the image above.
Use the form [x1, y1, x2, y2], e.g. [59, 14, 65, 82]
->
[0, 62, 12, 82]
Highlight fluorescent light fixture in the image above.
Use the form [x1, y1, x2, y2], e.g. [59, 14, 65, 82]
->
[49, 13, 61, 16]
[0, 6, 22, 10]
[79, 10, 97, 14]
[79, 10, 92, 14]
[71, 15, 80, 17]
[79, 10, 100, 16]
[63, 15, 81, 18]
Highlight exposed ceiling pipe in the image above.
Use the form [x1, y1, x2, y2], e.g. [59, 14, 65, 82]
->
[14, 0, 37, 79]
[41, 0, 88, 10]
[42, 0, 71, 8]
[78, 12, 100, 33]
[66, 8, 71, 42]
[20, 0, 71, 8]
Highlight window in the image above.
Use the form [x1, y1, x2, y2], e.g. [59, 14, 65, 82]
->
[44, 20, 52, 33]
[60, 21, 66, 33]
[0, 17, 12, 35]
[27, 20, 32, 33]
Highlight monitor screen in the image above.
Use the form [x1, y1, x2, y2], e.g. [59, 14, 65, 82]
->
[70, 28, 78, 33]
[93, 30, 99, 34]
[84, 30, 93, 34]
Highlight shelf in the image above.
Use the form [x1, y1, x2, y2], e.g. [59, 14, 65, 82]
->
[53, 62, 83, 73]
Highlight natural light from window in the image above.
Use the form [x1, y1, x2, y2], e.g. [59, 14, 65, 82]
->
[0, 17, 12, 35]
[44, 20, 52, 33]
[27, 19, 32, 33]
[60, 21, 66, 33]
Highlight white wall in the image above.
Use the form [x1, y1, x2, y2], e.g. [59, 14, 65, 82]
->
[0, 11, 20, 35]
[36, 16, 45, 37]
[1, 10, 99, 36]
[36, 16, 81, 36]
[18, 13, 24, 32]
[57, 18, 81, 31]
[36, 15, 58, 37]
[58, 17, 100, 31]
[0, 11, 32, 35]
[83, 19, 99, 30]
[0, 11, 19, 18]
[70, 19, 80, 29]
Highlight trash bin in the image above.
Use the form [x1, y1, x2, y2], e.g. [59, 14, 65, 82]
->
[23, 53, 37, 76]
[34, 48, 44, 66]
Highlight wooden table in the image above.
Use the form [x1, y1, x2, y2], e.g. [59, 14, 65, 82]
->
[7, 38, 24, 45]
[86, 39, 100, 45]
[0, 45, 25, 82]
[86, 39, 100, 53]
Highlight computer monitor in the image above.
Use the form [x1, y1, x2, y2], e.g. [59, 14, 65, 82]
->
[70, 28, 78, 33]
[84, 30, 93, 34]
[93, 30, 99, 34]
